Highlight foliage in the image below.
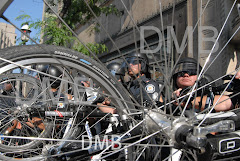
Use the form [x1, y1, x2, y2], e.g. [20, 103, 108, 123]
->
[73, 42, 108, 56]
[41, 16, 74, 46]
[16, 14, 108, 56]
[15, 0, 119, 55]
[15, 14, 42, 45]
[46, 0, 120, 29]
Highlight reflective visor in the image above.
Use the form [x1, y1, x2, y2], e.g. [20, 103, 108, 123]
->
[121, 57, 141, 68]
[126, 57, 141, 65]
[174, 62, 198, 74]
[110, 70, 116, 76]
[177, 70, 197, 77]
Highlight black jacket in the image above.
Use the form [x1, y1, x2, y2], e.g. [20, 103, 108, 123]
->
[128, 75, 161, 105]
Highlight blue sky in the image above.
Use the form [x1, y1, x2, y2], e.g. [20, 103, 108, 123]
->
[0, 0, 43, 45]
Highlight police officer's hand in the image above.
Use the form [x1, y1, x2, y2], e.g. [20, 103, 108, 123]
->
[172, 88, 182, 98]
[81, 81, 90, 87]
[172, 88, 192, 108]
[235, 70, 240, 79]
[102, 97, 111, 105]
[97, 97, 117, 114]
[172, 88, 183, 106]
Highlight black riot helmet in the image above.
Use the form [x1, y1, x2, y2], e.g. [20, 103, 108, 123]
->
[173, 57, 202, 88]
[123, 52, 150, 77]
[32, 64, 62, 88]
[107, 62, 125, 81]
[48, 66, 62, 88]
[33, 64, 49, 73]
[48, 66, 62, 78]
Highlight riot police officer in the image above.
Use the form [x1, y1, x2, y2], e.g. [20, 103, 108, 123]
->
[172, 57, 235, 112]
[122, 52, 161, 106]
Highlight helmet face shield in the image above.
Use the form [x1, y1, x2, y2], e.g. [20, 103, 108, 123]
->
[122, 57, 142, 68]
[174, 62, 198, 75]
[126, 57, 142, 66]
[121, 52, 149, 76]
[172, 57, 202, 89]
[176, 70, 197, 77]
[110, 70, 117, 76]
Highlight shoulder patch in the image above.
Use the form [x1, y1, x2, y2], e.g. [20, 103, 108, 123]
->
[145, 84, 155, 93]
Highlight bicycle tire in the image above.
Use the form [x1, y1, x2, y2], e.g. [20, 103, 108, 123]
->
[1, 0, 240, 161]
[0, 44, 134, 160]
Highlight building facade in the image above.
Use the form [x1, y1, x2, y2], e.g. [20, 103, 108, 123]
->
[78, 0, 240, 84]
[0, 22, 16, 49]
[43, 0, 240, 84]
[75, 0, 187, 82]
[190, 0, 240, 85]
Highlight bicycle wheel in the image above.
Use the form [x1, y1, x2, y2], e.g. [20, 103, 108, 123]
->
[0, 44, 135, 160]
[0, 73, 54, 156]
[1, 0, 240, 161]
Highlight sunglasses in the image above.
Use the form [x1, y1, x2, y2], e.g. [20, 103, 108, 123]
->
[177, 70, 197, 77]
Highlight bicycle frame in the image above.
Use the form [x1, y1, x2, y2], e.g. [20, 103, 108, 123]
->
[0, 0, 13, 17]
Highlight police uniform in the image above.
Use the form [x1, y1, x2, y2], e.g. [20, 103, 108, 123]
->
[128, 75, 160, 105]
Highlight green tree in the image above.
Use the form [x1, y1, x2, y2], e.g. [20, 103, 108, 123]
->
[16, 0, 120, 56]
[46, 0, 119, 29]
